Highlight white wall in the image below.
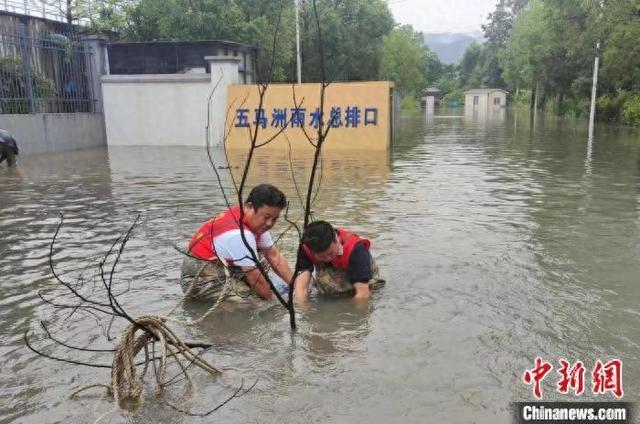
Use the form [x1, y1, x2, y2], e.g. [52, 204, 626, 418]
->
[102, 74, 211, 146]
[207, 57, 241, 147]
[465, 93, 489, 110]
[465, 92, 506, 110]
[488, 91, 506, 107]
[0, 113, 106, 154]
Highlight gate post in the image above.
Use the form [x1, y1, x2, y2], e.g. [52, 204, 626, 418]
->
[17, 23, 36, 113]
[81, 35, 108, 113]
[205, 55, 241, 146]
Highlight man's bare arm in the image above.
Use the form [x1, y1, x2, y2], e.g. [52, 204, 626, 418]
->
[293, 270, 312, 304]
[242, 267, 273, 300]
[352, 282, 370, 301]
[262, 245, 293, 284]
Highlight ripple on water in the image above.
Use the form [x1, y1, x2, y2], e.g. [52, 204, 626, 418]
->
[2, 119, 640, 421]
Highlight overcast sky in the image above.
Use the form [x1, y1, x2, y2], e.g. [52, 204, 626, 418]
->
[387, 0, 497, 34]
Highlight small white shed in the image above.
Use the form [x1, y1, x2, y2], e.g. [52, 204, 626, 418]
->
[464, 88, 507, 109]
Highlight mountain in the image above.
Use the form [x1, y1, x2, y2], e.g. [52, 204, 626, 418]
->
[423, 32, 484, 65]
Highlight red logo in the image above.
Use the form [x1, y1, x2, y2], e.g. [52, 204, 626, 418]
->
[557, 359, 585, 395]
[523, 358, 623, 399]
[523, 357, 553, 399]
[592, 359, 623, 398]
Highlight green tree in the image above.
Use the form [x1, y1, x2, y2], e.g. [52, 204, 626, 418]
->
[30, 0, 134, 29]
[99, 0, 394, 83]
[599, 0, 640, 92]
[499, 0, 556, 106]
[123, 0, 249, 41]
[115, 0, 296, 81]
[468, 0, 640, 123]
[424, 47, 444, 85]
[458, 41, 482, 87]
[379, 25, 428, 99]
[482, 0, 528, 48]
[299, 0, 394, 82]
[87, 0, 137, 33]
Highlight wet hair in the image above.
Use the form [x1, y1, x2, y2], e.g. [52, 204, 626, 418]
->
[302, 221, 336, 252]
[246, 184, 287, 210]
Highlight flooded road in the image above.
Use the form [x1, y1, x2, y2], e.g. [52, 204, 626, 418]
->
[1, 109, 639, 423]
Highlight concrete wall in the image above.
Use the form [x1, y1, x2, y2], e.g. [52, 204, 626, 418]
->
[102, 74, 211, 146]
[100, 64, 392, 151]
[0, 113, 106, 154]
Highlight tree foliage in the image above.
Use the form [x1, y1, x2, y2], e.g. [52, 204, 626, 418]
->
[457, 0, 640, 123]
[482, 0, 525, 48]
[298, 0, 394, 82]
[380, 25, 429, 98]
[89, 0, 398, 83]
[82, 0, 451, 108]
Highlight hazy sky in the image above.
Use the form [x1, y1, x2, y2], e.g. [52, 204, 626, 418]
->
[387, 0, 497, 34]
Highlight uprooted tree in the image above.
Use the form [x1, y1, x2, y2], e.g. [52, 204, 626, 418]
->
[25, 0, 344, 417]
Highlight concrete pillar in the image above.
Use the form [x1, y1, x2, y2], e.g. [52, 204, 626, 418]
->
[81, 35, 109, 113]
[205, 56, 242, 146]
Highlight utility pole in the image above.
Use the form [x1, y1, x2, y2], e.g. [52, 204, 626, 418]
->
[588, 0, 604, 141]
[295, 0, 302, 84]
[588, 41, 599, 141]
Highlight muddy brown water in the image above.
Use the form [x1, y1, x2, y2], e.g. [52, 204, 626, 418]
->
[1, 110, 639, 423]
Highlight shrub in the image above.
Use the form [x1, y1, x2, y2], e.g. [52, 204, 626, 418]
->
[596, 91, 630, 123]
[549, 96, 590, 118]
[400, 93, 420, 111]
[0, 56, 56, 114]
[442, 88, 464, 107]
[621, 95, 640, 126]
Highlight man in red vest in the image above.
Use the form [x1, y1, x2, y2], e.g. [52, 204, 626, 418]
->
[181, 184, 293, 302]
[293, 221, 384, 303]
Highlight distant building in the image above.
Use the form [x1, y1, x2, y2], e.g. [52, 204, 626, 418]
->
[421, 87, 442, 108]
[464, 88, 507, 110]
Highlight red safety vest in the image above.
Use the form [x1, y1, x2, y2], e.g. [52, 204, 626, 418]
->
[302, 228, 370, 270]
[187, 205, 260, 265]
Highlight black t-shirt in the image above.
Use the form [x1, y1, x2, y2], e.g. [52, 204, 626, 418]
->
[298, 241, 372, 284]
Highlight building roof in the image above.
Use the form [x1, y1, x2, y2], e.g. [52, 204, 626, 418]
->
[464, 88, 508, 95]
[109, 39, 257, 51]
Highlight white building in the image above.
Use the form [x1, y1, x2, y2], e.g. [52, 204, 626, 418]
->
[464, 88, 507, 110]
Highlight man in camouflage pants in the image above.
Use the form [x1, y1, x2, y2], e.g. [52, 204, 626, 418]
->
[180, 184, 293, 304]
[293, 220, 385, 303]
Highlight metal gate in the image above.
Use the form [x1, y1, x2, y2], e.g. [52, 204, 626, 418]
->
[0, 23, 95, 113]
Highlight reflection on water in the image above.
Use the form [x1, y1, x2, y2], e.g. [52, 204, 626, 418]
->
[225, 147, 390, 225]
[2, 109, 640, 423]
[464, 104, 506, 124]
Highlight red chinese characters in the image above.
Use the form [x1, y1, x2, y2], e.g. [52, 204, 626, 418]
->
[523, 356, 553, 399]
[592, 359, 623, 398]
[557, 359, 585, 395]
[523, 358, 623, 399]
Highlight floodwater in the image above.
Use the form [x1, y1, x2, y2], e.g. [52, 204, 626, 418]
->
[1, 109, 640, 423]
